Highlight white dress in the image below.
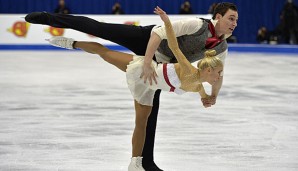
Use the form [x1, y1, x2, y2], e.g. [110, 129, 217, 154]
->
[126, 56, 185, 106]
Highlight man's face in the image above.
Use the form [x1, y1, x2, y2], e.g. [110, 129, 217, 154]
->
[217, 9, 238, 35]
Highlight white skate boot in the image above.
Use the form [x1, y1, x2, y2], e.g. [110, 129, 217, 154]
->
[46, 36, 75, 49]
[128, 156, 145, 171]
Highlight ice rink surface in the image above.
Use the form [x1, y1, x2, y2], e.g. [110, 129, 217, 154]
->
[0, 51, 298, 171]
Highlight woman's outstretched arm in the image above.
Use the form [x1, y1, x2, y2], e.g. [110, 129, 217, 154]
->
[154, 6, 193, 72]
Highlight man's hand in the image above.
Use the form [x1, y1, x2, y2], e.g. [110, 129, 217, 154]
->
[140, 62, 158, 85]
[201, 95, 216, 108]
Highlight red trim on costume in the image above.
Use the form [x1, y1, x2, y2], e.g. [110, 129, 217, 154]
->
[205, 22, 223, 49]
[163, 64, 175, 92]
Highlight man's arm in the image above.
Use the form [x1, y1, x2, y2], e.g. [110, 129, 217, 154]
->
[212, 76, 223, 97]
[198, 85, 214, 108]
[206, 76, 223, 105]
[201, 75, 223, 107]
[141, 32, 162, 85]
[210, 49, 227, 104]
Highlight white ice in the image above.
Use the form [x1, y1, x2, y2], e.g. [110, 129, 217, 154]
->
[0, 51, 298, 171]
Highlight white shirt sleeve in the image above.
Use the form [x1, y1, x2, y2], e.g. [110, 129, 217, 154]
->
[152, 18, 204, 39]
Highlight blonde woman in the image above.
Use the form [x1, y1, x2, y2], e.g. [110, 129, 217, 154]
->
[47, 6, 223, 171]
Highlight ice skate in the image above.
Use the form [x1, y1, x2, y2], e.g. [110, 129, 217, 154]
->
[128, 157, 145, 171]
[46, 36, 75, 50]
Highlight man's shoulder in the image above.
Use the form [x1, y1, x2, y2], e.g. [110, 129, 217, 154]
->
[199, 18, 211, 23]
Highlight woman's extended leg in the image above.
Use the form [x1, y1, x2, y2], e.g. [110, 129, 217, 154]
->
[74, 41, 133, 72]
[132, 100, 152, 157]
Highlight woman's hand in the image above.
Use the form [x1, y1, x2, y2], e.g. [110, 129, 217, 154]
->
[154, 6, 170, 23]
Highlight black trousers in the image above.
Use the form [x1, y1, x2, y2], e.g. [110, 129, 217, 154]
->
[42, 13, 161, 164]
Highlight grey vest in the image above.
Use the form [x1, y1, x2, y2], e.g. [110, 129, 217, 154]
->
[157, 19, 227, 63]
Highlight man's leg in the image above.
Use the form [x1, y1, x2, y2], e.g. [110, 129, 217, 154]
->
[142, 90, 163, 171]
[25, 12, 154, 55]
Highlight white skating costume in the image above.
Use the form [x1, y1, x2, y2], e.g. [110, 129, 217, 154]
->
[126, 56, 185, 106]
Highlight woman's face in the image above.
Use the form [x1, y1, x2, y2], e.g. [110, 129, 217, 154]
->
[206, 66, 223, 85]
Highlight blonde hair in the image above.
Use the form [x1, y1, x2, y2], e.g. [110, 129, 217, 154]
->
[197, 50, 223, 71]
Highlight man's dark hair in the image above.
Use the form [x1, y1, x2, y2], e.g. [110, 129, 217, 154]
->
[212, 2, 238, 19]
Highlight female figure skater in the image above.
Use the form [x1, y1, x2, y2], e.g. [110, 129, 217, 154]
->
[47, 7, 223, 171]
